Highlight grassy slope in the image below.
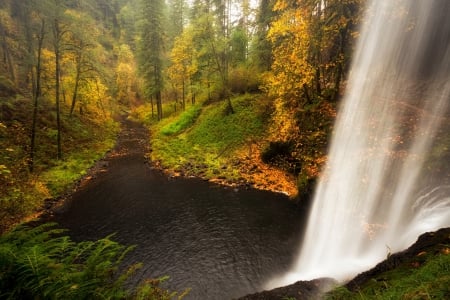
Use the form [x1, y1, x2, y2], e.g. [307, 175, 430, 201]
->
[153, 95, 264, 176]
[0, 86, 118, 232]
[140, 94, 298, 195]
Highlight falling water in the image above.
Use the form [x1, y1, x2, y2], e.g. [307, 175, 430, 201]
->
[270, 0, 450, 286]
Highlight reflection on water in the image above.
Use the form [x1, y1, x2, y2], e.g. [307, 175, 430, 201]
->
[50, 129, 306, 299]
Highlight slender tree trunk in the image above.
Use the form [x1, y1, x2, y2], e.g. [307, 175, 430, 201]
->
[190, 79, 195, 104]
[95, 79, 106, 117]
[207, 21, 234, 114]
[150, 95, 154, 118]
[29, 19, 46, 172]
[70, 51, 82, 115]
[0, 23, 16, 83]
[54, 19, 62, 160]
[156, 91, 163, 121]
[182, 78, 186, 110]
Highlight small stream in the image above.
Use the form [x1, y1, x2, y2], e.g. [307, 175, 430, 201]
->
[50, 120, 307, 299]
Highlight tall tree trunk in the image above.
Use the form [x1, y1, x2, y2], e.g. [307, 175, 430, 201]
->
[156, 91, 163, 121]
[0, 23, 16, 83]
[190, 79, 195, 105]
[54, 19, 63, 160]
[182, 78, 186, 110]
[29, 19, 46, 172]
[70, 51, 82, 115]
[150, 95, 154, 118]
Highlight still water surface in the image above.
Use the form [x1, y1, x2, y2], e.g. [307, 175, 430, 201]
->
[51, 121, 306, 299]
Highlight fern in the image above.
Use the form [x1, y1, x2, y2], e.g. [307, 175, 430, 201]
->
[0, 223, 187, 299]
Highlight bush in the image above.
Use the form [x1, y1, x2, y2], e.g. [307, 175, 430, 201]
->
[229, 66, 261, 94]
[261, 140, 302, 175]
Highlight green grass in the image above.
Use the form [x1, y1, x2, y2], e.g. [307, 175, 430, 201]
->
[41, 145, 113, 197]
[161, 104, 202, 135]
[37, 118, 118, 197]
[326, 249, 450, 299]
[149, 94, 266, 180]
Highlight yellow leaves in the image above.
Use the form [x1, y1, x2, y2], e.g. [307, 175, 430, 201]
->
[273, 0, 288, 11]
[0, 164, 11, 176]
[264, 1, 324, 141]
[167, 28, 198, 89]
[0, 9, 16, 34]
[265, 5, 314, 104]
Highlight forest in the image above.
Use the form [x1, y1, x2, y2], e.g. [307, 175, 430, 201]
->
[1, 0, 449, 299]
[0, 0, 361, 230]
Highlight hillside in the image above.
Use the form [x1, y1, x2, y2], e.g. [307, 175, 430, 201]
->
[132, 92, 337, 200]
[0, 78, 117, 232]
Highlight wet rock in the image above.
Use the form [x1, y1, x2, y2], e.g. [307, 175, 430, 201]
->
[237, 278, 337, 300]
[345, 227, 450, 292]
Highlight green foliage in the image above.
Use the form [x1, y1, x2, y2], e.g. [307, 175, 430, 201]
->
[161, 105, 202, 136]
[188, 95, 264, 150]
[326, 249, 450, 299]
[150, 94, 266, 180]
[0, 223, 181, 299]
[229, 66, 261, 94]
[0, 93, 119, 231]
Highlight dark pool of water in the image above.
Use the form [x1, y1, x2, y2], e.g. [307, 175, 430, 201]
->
[50, 122, 307, 299]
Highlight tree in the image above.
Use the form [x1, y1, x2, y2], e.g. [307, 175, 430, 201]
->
[251, 0, 277, 72]
[189, 0, 234, 113]
[264, 3, 315, 139]
[115, 44, 138, 106]
[138, 0, 166, 121]
[64, 10, 99, 116]
[167, 27, 198, 110]
[167, 0, 185, 44]
[51, 12, 64, 159]
[29, 14, 46, 172]
[263, 0, 362, 139]
[0, 7, 17, 83]
[117, 1, 138, 49]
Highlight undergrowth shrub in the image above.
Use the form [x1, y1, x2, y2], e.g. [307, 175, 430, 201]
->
[0, 223, 186, 299]
[261, 140, 302, 175]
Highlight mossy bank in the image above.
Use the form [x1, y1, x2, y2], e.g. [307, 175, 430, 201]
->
[133, 94, 299, 197]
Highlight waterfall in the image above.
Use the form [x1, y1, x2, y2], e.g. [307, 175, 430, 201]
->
[270, 0, 450, 287]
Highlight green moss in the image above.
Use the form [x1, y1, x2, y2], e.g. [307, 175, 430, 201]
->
[149, 94, 266, 180]
[326, 250, 450, 299]
[161, 104, 202, 135]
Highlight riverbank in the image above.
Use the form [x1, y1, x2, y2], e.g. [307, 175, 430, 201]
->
[44, 115, 308, 299]
[0, 89, 118, 233]
[18, 115, 450, 299]
[132, 95, 299, 198]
